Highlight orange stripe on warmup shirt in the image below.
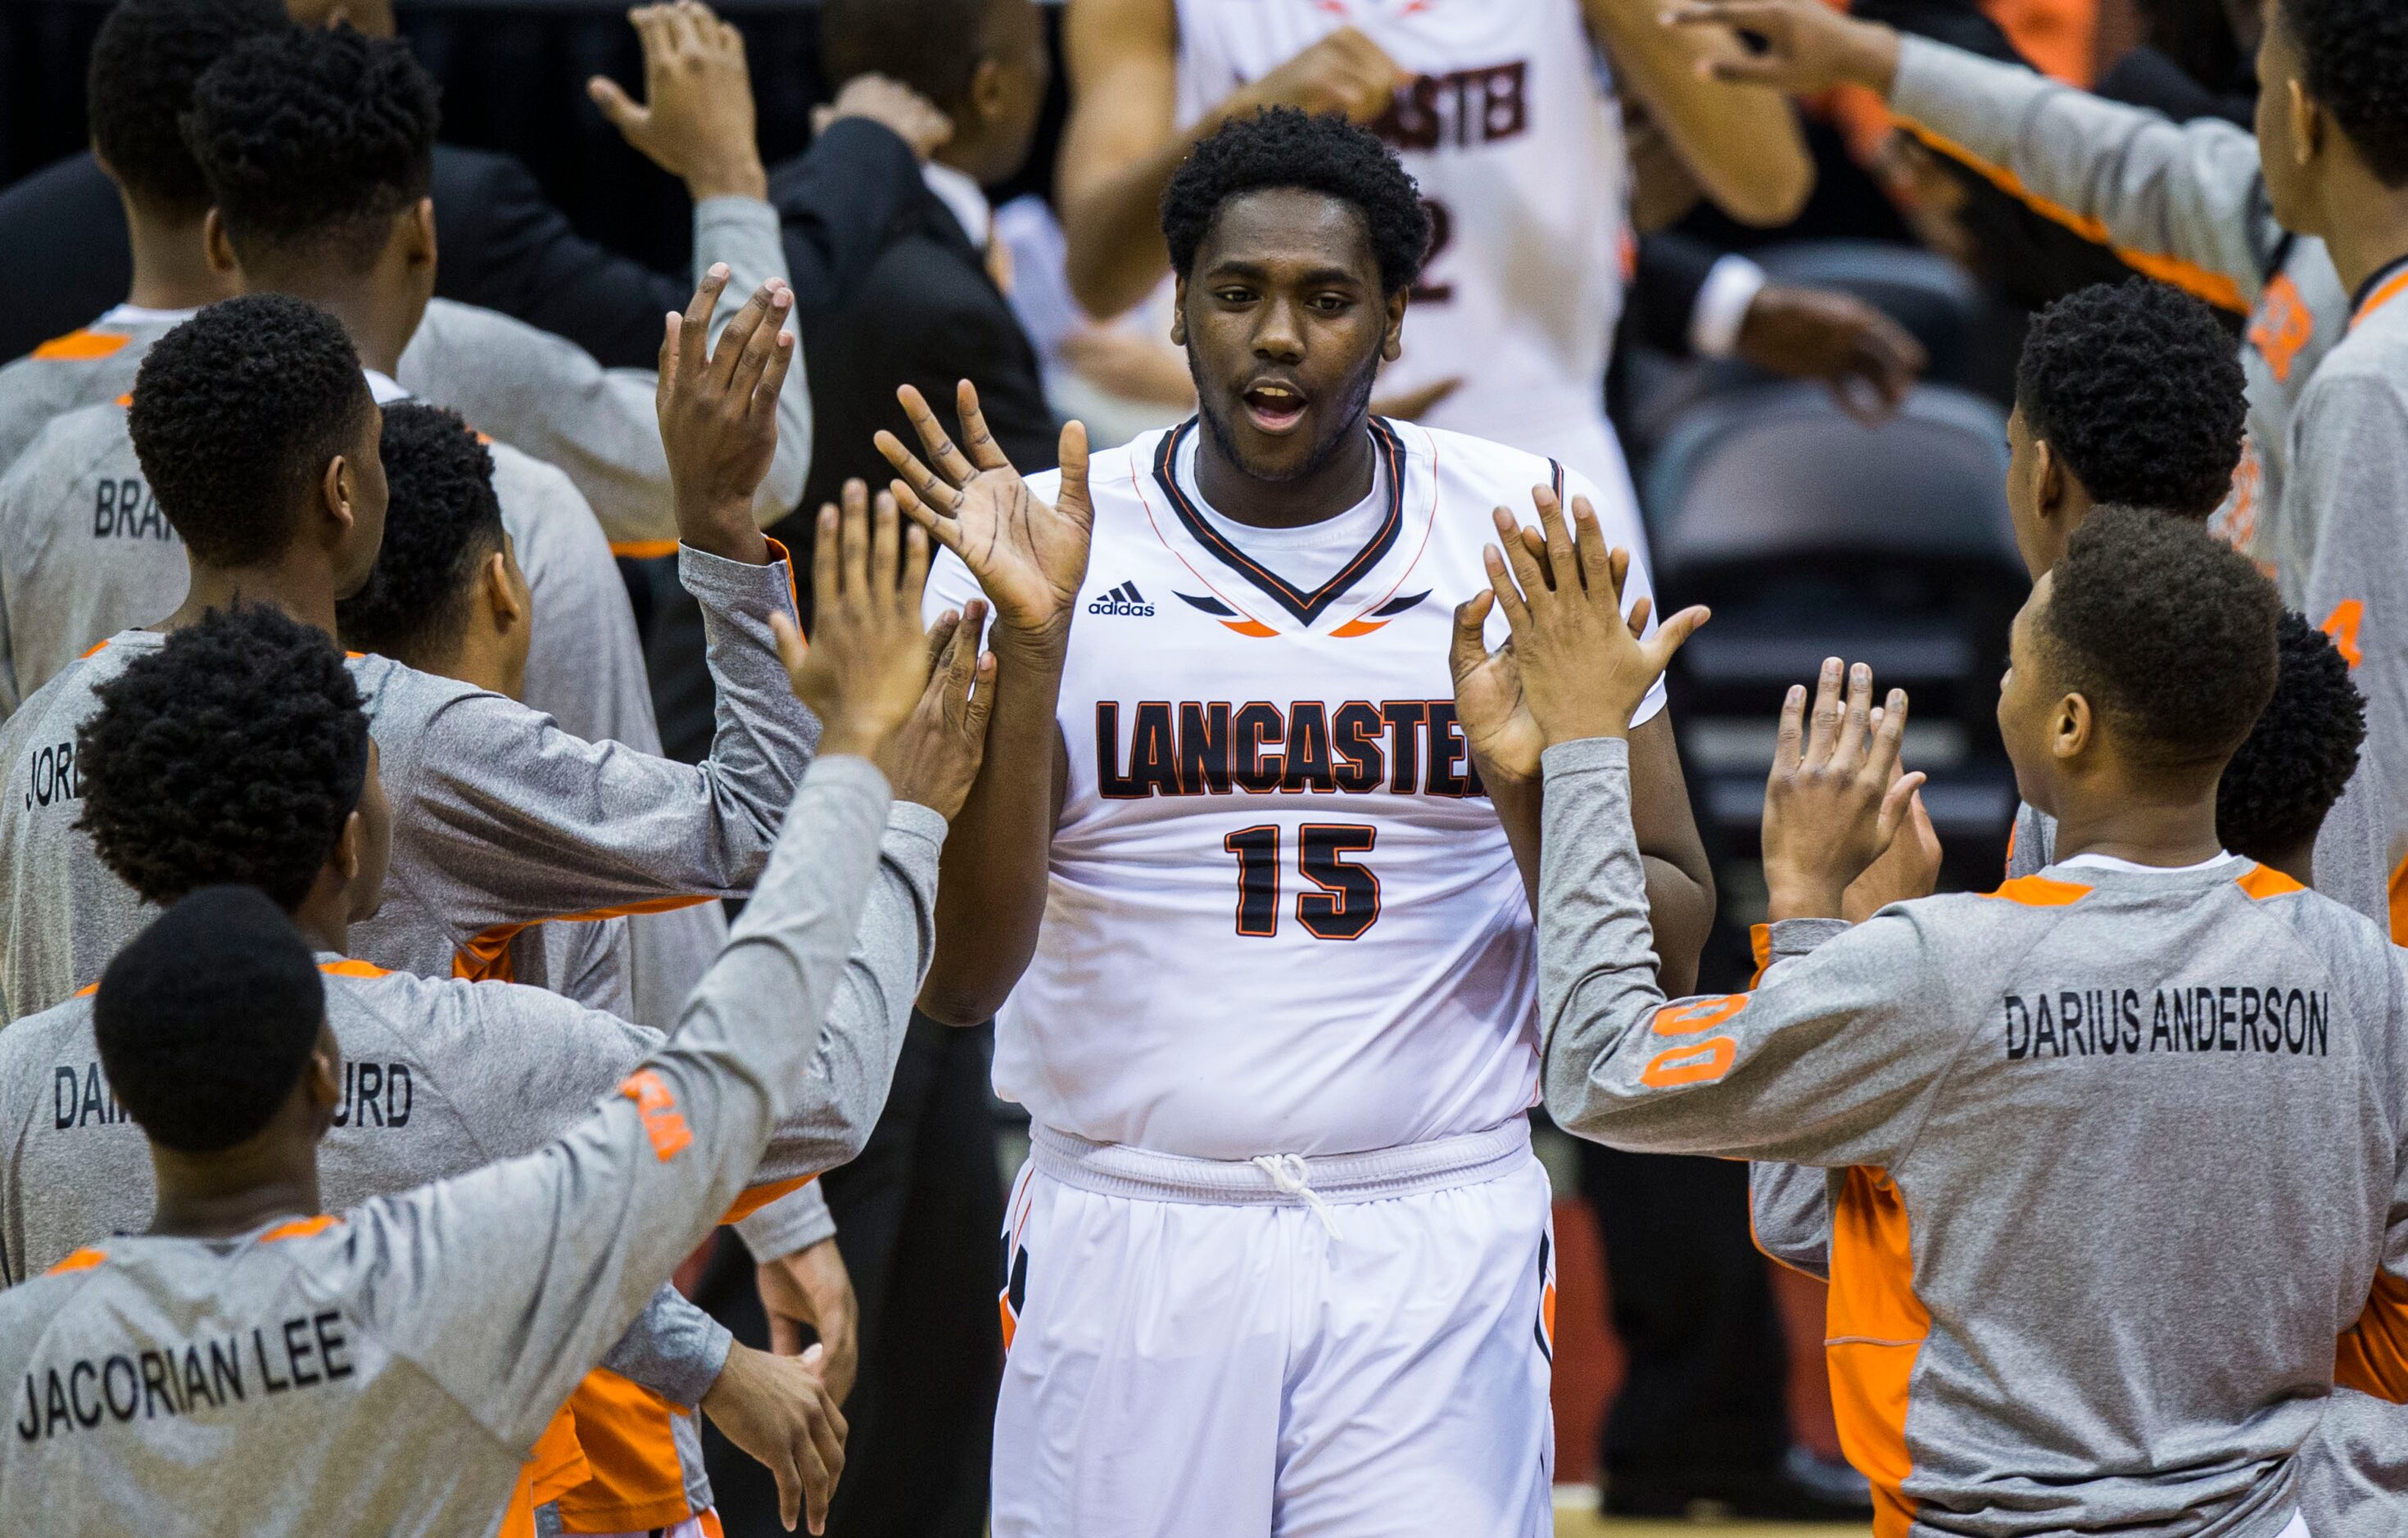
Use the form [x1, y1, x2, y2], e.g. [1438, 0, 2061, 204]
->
[1826, 1167, 1930, 1538]
[2334, 1270, 2408, 1404]
[557, 1368, 698, 1533]
[1982, 874, 2093, 907]
[2354, 269, 2408, 330]
[1895, 120, 2250, 314]
[2234, 863, 2306, 900]
[259, 1215, 343, 1242]
[31, 329, 132, 362]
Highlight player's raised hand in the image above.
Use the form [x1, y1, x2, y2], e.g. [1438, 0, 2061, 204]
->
[1842, 762, 1943, 921]
[1661, 0, 1903, 95]
[1761, 658, 1927, 921]
[876, 382, 1094, 648]
[590, 2, 768, 201]
[879, 597, 998, 822]
[700, 1341, 848, 1533]
[659, 264, 792, 563]
[772, 481, 934, 763]
[1240, 26, 1404, 123]
[1482, 486, 1709, 746]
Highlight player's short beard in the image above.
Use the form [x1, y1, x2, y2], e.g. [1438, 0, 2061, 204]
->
[1188, 343, 1383, 486]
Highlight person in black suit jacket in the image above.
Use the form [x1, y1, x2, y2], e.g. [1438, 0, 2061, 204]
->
[0, 0, 948, 369]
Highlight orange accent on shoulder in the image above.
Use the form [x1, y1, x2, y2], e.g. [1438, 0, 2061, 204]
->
[32, 329, 132, 362]
[2335, 1270, 2408, 1405]
[609, 540, 681, 560]
[79, 638, 113, 660]
[318, 958, 392, 979]
[73, 982, 98, 999]
[2234, 864, 2306, 900]
[559, 1369, 696, 1531]
[1896, 120, 2249, 314]
[2355, 270, 2408, 330]
[1826, 1167, 1930, 1538]
[1222, 617, 1279, 638]
[259, 1215, 342, 1243]
[1982, 874, 2093, 907]
[113, 392, 133, 409]
[619, 1069, 695, 1160]
[45, 1246, 108, 1275]
[1328, 617, 1388, 639]
[722, 1172, 815, 1226]
[1651, 993, 1749, 1036]
[2321, 599, 2365, 671]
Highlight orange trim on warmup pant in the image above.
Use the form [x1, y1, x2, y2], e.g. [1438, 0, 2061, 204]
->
[556, 1368, 697, 1533]
[1896, 120, 2251, 314]
[1825, 1167, 1930, 1538]
[2334, 1271, 2408, 1405]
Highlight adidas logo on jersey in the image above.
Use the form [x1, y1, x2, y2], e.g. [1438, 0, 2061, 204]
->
[1089, 581, 1155, 617]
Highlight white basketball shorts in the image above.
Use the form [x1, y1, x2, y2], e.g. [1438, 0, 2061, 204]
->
[989, 1120, 1556, 1538]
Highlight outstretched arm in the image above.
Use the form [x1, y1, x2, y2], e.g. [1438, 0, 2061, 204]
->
[1586, 0, 1813, 228]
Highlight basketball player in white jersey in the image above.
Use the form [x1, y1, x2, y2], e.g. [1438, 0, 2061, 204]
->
[1054, 0, 1811, 553]
[879, 111, 1715, 1536]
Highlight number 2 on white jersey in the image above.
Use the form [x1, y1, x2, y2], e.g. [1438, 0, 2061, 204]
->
[1223, 825, 1383, 940]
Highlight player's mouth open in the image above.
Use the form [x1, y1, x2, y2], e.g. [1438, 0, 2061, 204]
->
[1242, 381, 1309, 434]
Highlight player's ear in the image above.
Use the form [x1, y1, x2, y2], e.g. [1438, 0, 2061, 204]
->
[330, 808, 364, 884]
[306, 1022, 342, 1134]
[482, 547, 524, 631]
[2052, 690, 2094, 761]
[202, 208, 238, 278]
[2287, 77, 2320, 171]
[1382, 286, 1407, 363]
[2033, 437, 2065, 519]
[404, 197, 437, 272]
[1169, 276, 1189, 347]
[321, 453, 355, 534]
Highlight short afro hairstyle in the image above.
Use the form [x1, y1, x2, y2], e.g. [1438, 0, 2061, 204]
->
[2284, 0, 2408, 187]
[85, 0, 287, 215]
[1161, 107, 1430, 296]
[184, 23, 440, 271]
[77, 604, 369, 912]
[2039, 507, 2281, 770]
[96, 885, 327, 1155]
[337, 403, 505, 668]
[128, 293, 373, 568]
[2016, 279, 2247, 521]
[2217, 610, 2365, 861]
[820, 0, 988, 110]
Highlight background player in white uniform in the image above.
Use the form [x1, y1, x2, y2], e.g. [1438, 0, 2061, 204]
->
[880, 111, 1715, 1536]
[1053, 0, 1813, 541]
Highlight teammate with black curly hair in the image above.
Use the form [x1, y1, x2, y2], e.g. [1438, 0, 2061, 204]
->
[2007, 279, 2247, 572]
[2255, 0, 2408, 943]
[337, 401, 527, 690]
[882, 104, 1715, 1537]
[76, 603, 377, 916]
[2217, 609, 2367, 880]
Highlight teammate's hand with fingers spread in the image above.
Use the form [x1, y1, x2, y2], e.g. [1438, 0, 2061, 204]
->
[1483, 487, 1709, 746]
[1762, 659, 1928, 921]
[699, 1341, 848, 1533]
[1660, 0, 1903, 95]
[589, 2, 768, 201]
[813, 72, 953, 161]
[1449, 590, 1543, 785]
[1736, 285, 1927, 426]
[774, 482, 935, 763]
[757, 1237, 859, 1405]
[1241, 25, 1405, 122]
[875, 381, 1094, 651]
[658, 265, 792, 563]
[1842, 767, 1943, 922]
[880, 598, 998, 821]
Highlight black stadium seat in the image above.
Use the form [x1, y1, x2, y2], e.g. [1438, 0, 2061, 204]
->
[1643, 381, 2026, 890]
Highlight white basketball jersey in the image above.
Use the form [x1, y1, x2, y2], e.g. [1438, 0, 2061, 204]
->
[1175, 0, 1630, 459]
[926, 419, 1665, 1159]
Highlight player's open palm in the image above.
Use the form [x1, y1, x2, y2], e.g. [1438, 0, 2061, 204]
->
[774, 482, 934, 762]
[1762, 659, 1926, 921]
[659, 265, 794, 554]
[876, 382, 1094, 644]
[1484, 488, 1708, 748]
[880, 598, 998, 822]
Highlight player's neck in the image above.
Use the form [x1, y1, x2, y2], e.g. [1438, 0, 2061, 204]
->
[2315, 168, 2408, 297]
[120, 196, 238, 314]
[2046, 785, 2227, 869]
[147, 1143, 323, 1242]
[238, 269, 415, 377]
[162, 558, 342, 645]
[290, 889, 349, 958]
[1193, 415, 1378, 530]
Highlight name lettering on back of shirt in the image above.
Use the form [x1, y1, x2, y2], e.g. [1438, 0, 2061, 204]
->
[1095, 699, 1486, 800]
[91, 476, 177, 544]
[2002, 987, 2331, 1060]
[22, 739, 82, 810]
[52, 1059, 415, 1132]
[14, 1311, 354, 1441]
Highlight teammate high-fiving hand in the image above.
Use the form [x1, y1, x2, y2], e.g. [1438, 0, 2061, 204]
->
[1478, 486, 1709, 748]
[659, 264, 794, 564]
[1663, 0, 1904, 96]
[773, 482, 934, 765]
[1760, 658, 1927, 921]
[876, 382, 1095, 647]
[700, 1341, 848, 1534]
[879, 596, 999, 823]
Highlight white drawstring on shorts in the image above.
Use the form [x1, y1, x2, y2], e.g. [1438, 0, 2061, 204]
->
[1251, 1153, 1341, 1242]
